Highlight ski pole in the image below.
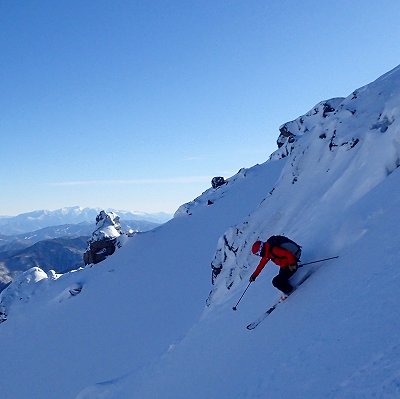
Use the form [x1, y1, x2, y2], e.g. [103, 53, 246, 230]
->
[232, 281, 252, 311]
[298, 256, 339, 268]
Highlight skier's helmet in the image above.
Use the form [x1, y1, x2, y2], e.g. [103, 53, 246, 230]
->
[252, 241, 264, 256]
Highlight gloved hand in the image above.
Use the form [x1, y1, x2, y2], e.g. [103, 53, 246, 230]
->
[249, 274, 256, 282]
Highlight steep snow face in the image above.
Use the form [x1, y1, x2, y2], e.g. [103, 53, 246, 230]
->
[208, 64, 400, 304]
[112, 167, 400, 399]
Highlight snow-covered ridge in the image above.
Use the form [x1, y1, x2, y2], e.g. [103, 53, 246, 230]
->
[208, 64, 400, 305]
[174, 167, 250, 216]
[275, 97, 345, 156]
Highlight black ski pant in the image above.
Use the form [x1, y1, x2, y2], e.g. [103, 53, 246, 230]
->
[272, 266, 297, 295]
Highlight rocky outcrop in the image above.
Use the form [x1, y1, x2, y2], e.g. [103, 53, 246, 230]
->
[274, 98, 345, 159]
[211, 176, 225, 189]
[83, 211, 122, 266]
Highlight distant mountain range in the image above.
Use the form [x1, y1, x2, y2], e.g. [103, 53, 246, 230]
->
[0, 206, 172, 235]
[0, 207, 169, 292]
[0, 236, 88, 288]
[0, 219, 160, 251]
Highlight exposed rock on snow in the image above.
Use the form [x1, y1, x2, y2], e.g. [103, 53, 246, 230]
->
[211, 176, 226, 189]
[83, 211, 122, 266]
[275, 98, 345, 157]
[175, 168, 248, 216]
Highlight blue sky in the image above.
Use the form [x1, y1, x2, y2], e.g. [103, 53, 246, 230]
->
[2, 1, 400, 216]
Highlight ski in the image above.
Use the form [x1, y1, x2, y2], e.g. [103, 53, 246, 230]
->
[246, 272, 313, 330]
[246, 297, 285, 329]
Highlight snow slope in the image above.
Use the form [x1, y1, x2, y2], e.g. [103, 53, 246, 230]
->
[1, 65, 400, 399]
[0, 159, 283, 399]
[119, 166, 400, 399]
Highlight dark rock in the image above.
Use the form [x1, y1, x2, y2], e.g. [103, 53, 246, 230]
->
[211, 177, 226, 189]
[83, 211, 121, 266]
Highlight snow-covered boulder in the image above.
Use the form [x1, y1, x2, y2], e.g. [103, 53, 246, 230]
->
[0, 266, 52, 322]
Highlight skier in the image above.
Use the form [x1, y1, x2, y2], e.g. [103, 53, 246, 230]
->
[249, 236, 301, 297]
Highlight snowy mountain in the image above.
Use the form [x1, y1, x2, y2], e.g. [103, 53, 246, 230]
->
[0, 206, 171, 235]
[0, 236, 88, 282]
[0, 219, 160, 250]
[1, 65, 400, 399]
[0, 218, 161, 292]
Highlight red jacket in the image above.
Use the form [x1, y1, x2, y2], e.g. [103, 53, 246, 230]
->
[251, 242, 297, 279]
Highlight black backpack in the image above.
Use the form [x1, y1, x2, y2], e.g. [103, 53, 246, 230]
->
[266, 235, 302, 261]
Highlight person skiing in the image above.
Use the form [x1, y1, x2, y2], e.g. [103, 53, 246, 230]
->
[249, 236, 301, 296]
